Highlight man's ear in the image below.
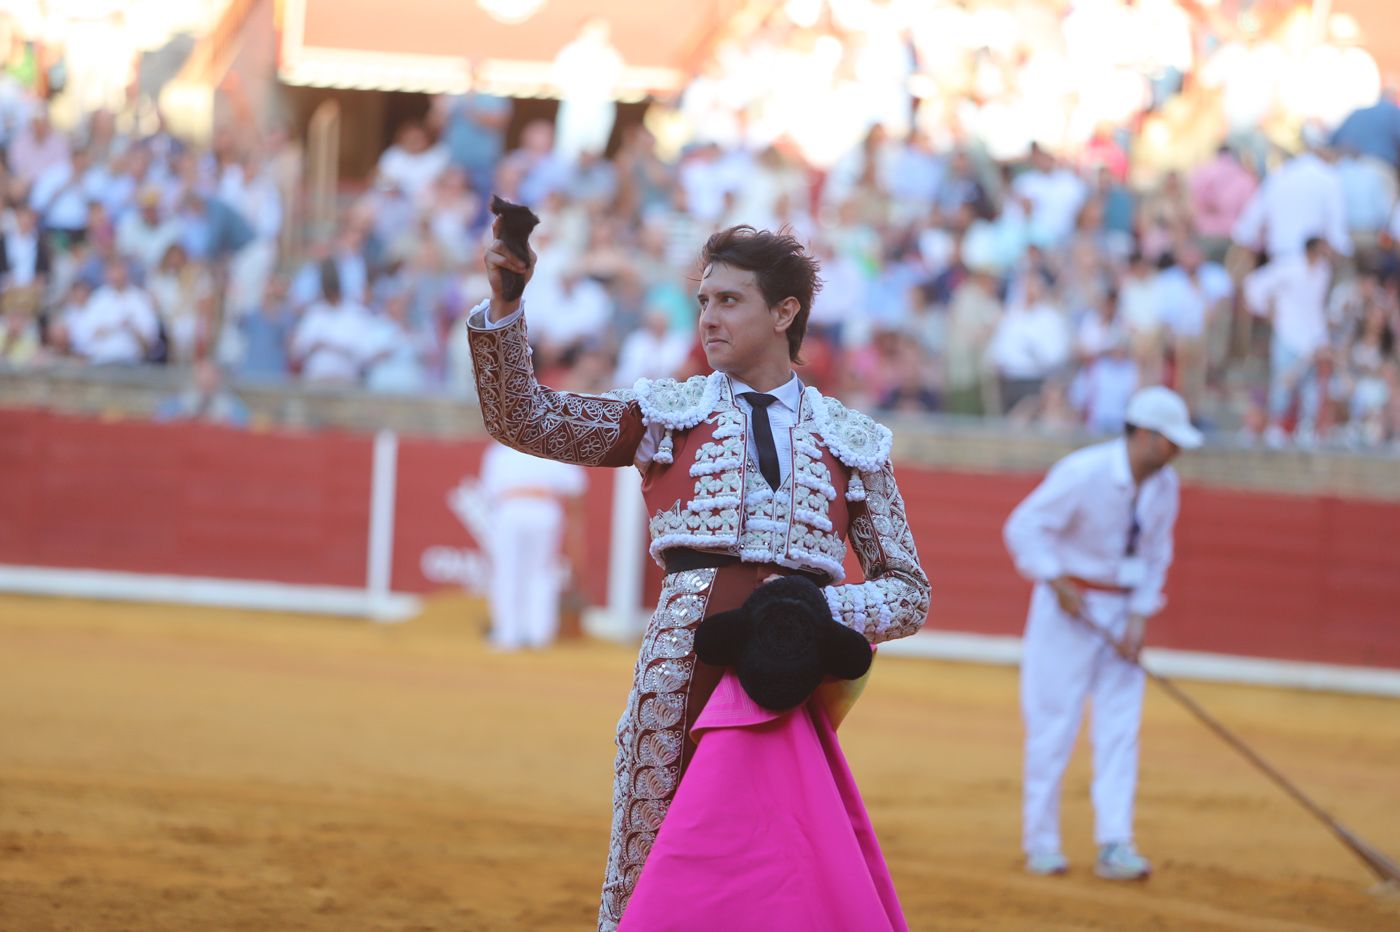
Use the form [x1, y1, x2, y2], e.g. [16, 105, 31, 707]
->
[771, 296, 800, 335]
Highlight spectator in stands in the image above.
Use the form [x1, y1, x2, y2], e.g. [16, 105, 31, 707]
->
[878, 340, 941, 414]
[0, 292, 42, 367]
[377, 120, 449, 202]
[988, 268, 1072, 413]
[238, 274, 296, 382]
[502, 119, 571, 209]
[426, 167, 480, 265]
[30, 145, 94, 245]
[806, 237, 865, 349]
[1232, 130, 1351, 260]
[176, 189, 254, 265]
[1154, 244, 1232, 413]
[935, 149, 992, 222]
[433, 81, 511, 197]
[0, 202, 50, 296]
[1336, 150, 1395, 243]
[1092, 165, 1137, 248]
[1329, 85, 1400, 212]
[524, 266, 614, 372]
[11, 14, 1400, 456]
[154, 358, 249, 428]
[944, 260, 1003, 415]
[116, 186, 181, 274]
[147, 242, 214, 365]
[1072, 292, 1139, 434]
[1117, 250, 1165, 386]
[363, 289, 434, 394]
[7, 109, 68, 185]
[1244, 237, 1335, 447]
[1137, 172, 1194, 263]
[1013, 143, 1088, 249]
[290, 260, 375, 385]
[1188, 145, 1257, 262]
[65, 258, 159, 365]
[614, 306, 690, 387]
[1336, 302, 1395, 447]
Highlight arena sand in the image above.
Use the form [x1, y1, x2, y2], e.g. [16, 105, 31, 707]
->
[1, 594, 1397, 931]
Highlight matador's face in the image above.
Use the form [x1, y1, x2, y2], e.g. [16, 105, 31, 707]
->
[695, 262, 788, 376]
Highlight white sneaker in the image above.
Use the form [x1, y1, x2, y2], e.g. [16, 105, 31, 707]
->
[1095, 842, 1151, 880]
[1025, 849, 1068, 875]
[1263, 425, 1287, 449]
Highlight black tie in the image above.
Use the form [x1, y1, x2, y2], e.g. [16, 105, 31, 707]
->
[740, 392, 782, 491]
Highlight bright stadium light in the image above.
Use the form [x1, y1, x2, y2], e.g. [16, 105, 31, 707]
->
[784, 0, 823, 29]
[476, 0, 546, 25]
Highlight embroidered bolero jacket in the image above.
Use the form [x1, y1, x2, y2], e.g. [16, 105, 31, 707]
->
[467, 302, 930, 644]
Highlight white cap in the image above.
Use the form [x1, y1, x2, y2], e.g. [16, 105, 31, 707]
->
[1125, 386, 1203, 449]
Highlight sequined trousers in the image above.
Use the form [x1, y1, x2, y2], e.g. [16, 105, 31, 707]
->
[597, 561, 806, 931]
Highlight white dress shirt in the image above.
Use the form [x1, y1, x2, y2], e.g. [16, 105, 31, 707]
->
[1242, 254, 1333, 357]
[987, 301, 1071, 379]
[1231, 152, 1352, 258]
[3, 230, 38, 286]
[291, 300, 376, 383]
[723, 373, 802, 484]
[68, 286, 160, 365]
[1004, 438, 1179, 617]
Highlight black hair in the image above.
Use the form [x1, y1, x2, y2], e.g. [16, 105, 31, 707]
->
[700, 225, 822, 363]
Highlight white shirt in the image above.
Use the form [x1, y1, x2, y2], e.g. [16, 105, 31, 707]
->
[1118, 275, 1161, 336]
[725, 373, 802, 485]
[4, 230, 39, 286]
[30, 161, 99, 230]
[808, 252, 866, 328]
[1012, 168, 1088, 247]
[525, 276, 614, 346]
[377, 145, 450, 200]
[481, 442, 586, 504]
[1231, 153, 1351, 259]
[987, 302, 1071, 380]
[68, 286, 160, 365]
[1242, 255, 1333, 358]
[116, 213, 182, 273]
[614, 328, 691, 387]
[291, 300, 376, 383]
[1004, 438, 1179, 617]
[1153, 263, 1233, 339]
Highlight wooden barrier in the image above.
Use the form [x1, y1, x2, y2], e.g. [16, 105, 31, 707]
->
[2, 408, 1398, 670]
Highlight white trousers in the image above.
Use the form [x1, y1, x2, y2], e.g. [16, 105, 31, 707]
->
[488, 500, 565, 649]
[1020, 583, 1144, 853]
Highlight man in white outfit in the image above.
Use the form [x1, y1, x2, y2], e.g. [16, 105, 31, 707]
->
[479, 441, 587, 650]
[1004, 387, 1201, 881]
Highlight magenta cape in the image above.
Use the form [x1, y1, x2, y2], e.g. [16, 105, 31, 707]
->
[618, 670, 908, 931]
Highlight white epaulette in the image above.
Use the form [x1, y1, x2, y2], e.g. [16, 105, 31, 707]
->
[632, 371, 725, 431]
[803, 387, 893, 473]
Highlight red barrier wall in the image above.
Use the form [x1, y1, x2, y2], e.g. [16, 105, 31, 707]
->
[894, 467, 1400, 669]
[0, 410, 371, 585]
[2, 409, 1398, 669]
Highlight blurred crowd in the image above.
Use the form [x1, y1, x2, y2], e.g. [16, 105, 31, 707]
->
[1, 1, 1399, 450]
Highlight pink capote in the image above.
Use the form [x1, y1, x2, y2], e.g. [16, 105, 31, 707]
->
[618, 669, 909, 932]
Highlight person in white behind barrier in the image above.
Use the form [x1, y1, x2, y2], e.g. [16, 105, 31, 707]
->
[1004, 386, 1201, 881]
[479, 441, 586, 651]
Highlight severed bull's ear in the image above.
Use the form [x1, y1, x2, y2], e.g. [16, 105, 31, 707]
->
[822, 623, 874, 681]
[693, 609, 750, 666]
[489, 195, 540, 301]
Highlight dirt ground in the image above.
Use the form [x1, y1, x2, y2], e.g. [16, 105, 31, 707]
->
[1, 594, 1398, 932]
